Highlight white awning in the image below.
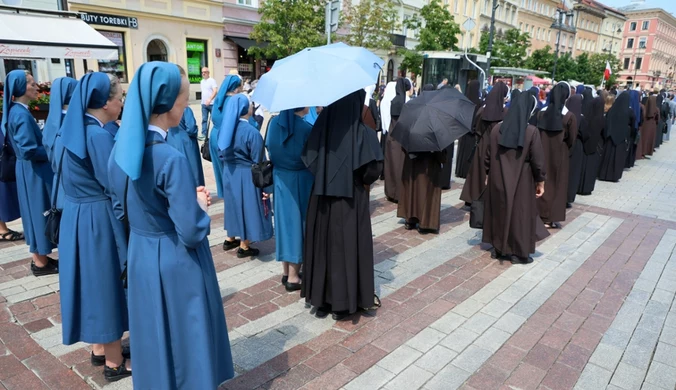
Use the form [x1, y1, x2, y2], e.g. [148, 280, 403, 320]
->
[0, 12, 119, 60]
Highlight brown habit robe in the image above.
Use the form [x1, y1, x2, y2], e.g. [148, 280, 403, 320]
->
[459, 108, 503, 203]
[483, 124, 549, 258]
[638, 97, 659, 158]
[537, 111, 577, 223]
[384, 119, 406, 202]
[397, 151, 446, 231]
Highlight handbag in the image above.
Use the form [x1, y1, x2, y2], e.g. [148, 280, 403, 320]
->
[0, 135, 16, 183]
[251, 115, 274, 188]
[469, 187, 486, 229]
[44, 148, 66, 245]
[201, 111, 212, 162]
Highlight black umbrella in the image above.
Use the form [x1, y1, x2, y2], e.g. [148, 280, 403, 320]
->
[390, 87, 476, 153]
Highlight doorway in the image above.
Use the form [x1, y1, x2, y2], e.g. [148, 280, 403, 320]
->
[147, 39, 168, 62]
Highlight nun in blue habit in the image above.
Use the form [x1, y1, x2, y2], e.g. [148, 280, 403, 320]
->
[209, 75, 241, 198]
[108, 62, 234, 389]
[58, 72, 130, 380]
[2, 70, 57, 275]
[219, 94, 273, 257]
[167, 106, 206, 186]
[0, 132, 22, 242]
[44, 77, 77, 210]
[266, 108, 314, 290]
[304, 106, 320, 125]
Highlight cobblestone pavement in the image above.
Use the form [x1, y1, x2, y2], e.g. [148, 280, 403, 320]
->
[1, 138, 676, 390]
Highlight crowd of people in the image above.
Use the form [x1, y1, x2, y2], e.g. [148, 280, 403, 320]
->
[1, 59, 675, 389]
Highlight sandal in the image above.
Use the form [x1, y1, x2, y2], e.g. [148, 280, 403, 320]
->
[104, 357, 132, 382]
[0, 230, 24, 242]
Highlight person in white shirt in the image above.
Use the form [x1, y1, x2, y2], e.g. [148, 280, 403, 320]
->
[199, 67, 218, 139]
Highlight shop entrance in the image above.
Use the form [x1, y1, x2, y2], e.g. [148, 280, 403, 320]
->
[147, 39, 168, 62]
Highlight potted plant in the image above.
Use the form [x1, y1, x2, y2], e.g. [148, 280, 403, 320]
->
[29, 82, 51, 122]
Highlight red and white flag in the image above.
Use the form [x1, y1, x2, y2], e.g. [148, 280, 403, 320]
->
[604, 60, 612, 81]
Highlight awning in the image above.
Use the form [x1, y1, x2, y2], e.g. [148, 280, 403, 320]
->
[0, 12, 118, 60]
[226, 36, 267, 50]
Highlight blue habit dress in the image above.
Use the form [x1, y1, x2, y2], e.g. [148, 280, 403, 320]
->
[6, 103, 55, 255]
[210, 96, 231, 198]
[167, 107, 205, 187]
[58, 116, 128, 344]
[221, 119, 273, 242]
[266, 114, 313, 264]
[50, 112, 67, 210]
[0, 134, 21, 223]
[108, 129, 234, 389]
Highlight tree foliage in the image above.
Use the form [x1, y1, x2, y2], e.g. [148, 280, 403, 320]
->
[249, 0, 326, 59]
[404, 0, 461, 51]
[525, 45, 556, 72]
[588, 53, 622, 87]
[553, 52, 578, 82]
[341, 0, 399, 51]
[476, 29, 529, 68]
[398, 48, 423, 75]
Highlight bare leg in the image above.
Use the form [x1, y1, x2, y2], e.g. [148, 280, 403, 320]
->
[33, 254, 49, 268]
[240, 240, 251, 250]
[282, 262, 289, 279]
[0, 221, 8, 233]
[103, 340, 131, 370]
[287, 263, 301, 284]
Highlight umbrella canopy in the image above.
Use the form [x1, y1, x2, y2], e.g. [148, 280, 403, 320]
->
[527, 75, 549, 85]
[389, 87, 476, 153]
[251, 42, 384, 112]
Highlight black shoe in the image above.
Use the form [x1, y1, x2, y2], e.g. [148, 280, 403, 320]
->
[237, 247, 259, 258]
[332, 311, 350, 321]
[222, 239, 241, 251]
[91, 346, 131, 367]
[104, 358, 132, 382]
[566, 202, 573, 209]
[315, 307, 329, 318]
[281, 272, 302, 285]
[31, 258, 58, 277]
[404, 221, 417, 230]
[284, 281, 302, 292]
[511, 255, 534, 264]
[417, 227, 439, 235]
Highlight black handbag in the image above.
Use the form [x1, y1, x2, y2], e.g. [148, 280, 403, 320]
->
[201, 111, 212, 162]
[0, 135, 16, 183]
[44, 148, 66, 245]
[469, 187, 486, 229]
[251, 115, 274, 188]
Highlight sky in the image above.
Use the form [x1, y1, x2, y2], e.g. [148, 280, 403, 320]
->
[600, 0, 676, 17]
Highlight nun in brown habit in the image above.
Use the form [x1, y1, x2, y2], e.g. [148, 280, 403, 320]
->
[455, 80, 483, 179]
[397, 85, 446, 234]
[300, 89, 384, 321]
[598, 92, 634, 183]
[577, 92, 605, 195]
[536, 82, 578, 229]
[383, 78, 411, 203]
[565, 93, 584, 206]
[638, 95, 658, 159]
[483, 89, 549, 264]
[460, 81, 509, 205]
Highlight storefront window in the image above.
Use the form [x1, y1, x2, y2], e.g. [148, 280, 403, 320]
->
[97, 30, 128, 83]
[186, 39, 207, 84]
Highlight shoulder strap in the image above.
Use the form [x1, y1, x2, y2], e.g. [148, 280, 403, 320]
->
[50, 146, 67, 208]
[204, 111, 211, 142]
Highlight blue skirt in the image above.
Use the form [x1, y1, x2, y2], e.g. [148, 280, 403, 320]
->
[0, 181, 21, 223]
[58, 195, 128, 344]
[209, 126, 224, 198]
[222, 163, 273, 242]
[272, 167, 313, 264]
[127, 232, 234, 389]
[15, 160, 54, 255]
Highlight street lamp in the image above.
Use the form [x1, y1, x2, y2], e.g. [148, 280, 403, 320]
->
[551, 8, 576, 81]
[486, 0, 500, 75]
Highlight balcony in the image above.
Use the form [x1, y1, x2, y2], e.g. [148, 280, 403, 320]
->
[390, 34, 406, 47]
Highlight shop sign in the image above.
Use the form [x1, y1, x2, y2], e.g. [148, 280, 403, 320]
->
[80, 12, 139, 29]
[0, 43, 118, 60]
[186, 41, 205, 52]
[238, 63, 253, 72]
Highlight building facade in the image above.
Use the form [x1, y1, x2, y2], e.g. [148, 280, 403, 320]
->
[617, 4, 676, 89]
[517, 0, 569, 55]
[596, 4, 626, 58]
[68, 0, 227, 100]
[572, 0, 605, 57]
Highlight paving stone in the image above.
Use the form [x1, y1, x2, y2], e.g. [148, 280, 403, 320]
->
[609, 362, 647, 390]
[653, 342, 676, 367]
[384, 364, 434, 390]
[472, 328, 511, 353]
[377, 345, 423, 375]
[405, 328, 446, 353]
[493, 312, 527, 334]
[414, 345, 458, 374]
[588, 343, 624, 372]
[574, 363, 613, 390]
[461, 312, 497, 334]
[343, 365, 395, 390]
[440, 327, 480, 353]
[644, 361, 676, 390]
[451, 345, 493, 373]
[422, 364, 471, 390]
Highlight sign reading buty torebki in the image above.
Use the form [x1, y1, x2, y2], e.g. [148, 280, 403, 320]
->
[79, 12, 139, 29]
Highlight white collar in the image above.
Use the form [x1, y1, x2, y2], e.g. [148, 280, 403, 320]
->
[540, 106, 569, 115]
[148, 125, 167, 140]
[16, 102, 28, 109]
[61, 109, 67, 114]
[85, 113, 104, 127]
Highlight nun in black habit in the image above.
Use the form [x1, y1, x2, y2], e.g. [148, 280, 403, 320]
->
[301, 89, 384, 320]
[577, 92, 605, 195]
[383, 78, 411, 203]
[430, 84, 455, 190]
[536, 82, 577, 229]
[598, 92, 634, 182]
[455, 80, 483, 179]
[565, 92, 585, 206]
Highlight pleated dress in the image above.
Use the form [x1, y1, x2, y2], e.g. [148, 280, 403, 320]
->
[108, 130, 234, 389]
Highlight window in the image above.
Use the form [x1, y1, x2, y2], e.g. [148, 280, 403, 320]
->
[519, 22, 523, 31]
[237, 0, 256, 5]
[630, 21, 637, 31]
[96, 30, 128, 83]
[537, 27, 540, 40]
[635, 57, 642, 70]
[642, 20, 649, 30]
[627, 38, 634, 48]
[624, 58, 630, 69]
[186, 39, 208, 84]
[464, 0, 469, 15]
[639, 37, 647, 49]
[548, 30, 551, 41]
[577, 39, 581, 49]
[569, 36, 573, 48]
[484, 0, 489, 14]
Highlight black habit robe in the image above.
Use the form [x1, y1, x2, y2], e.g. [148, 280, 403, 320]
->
[598, 92, 634, 183]
[566, 94, 584, 204]
[536, 83, 578, 224]
[301, 90, 384, 315]
[455, 80, 483, 179]
[577, 95, 605, 195]
[482, 91, 549, 258]
[384, 78, 410, 203]
[460, 81, 509, 204]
